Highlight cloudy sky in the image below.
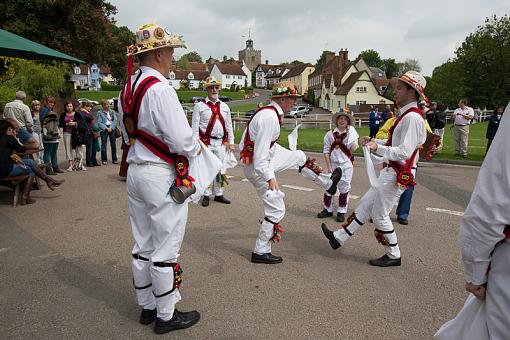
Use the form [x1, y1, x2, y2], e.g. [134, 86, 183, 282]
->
[109, 0, 509, 75]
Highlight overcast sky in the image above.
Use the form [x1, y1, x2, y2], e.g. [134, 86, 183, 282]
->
[109, 0, 509, 75]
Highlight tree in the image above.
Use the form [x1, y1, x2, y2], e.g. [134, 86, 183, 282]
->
[180, 51, 203, 63]
[357, 49, 384, 68]
[382, 58, 400, 78]
[177, 56, 191, 70]
[400, 58, 422, 73]
[315, 51, 333, 69]
[426, 60, 467, 108]
[101, 24, 135, 83]
[282, 60, 304, 68]
[455, 15, 510, 107]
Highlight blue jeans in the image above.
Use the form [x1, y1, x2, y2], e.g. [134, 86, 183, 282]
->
[43, 142, 59, 169]
[396, 185, 414, 220]
[8, 158, 36, 177]
[101, 130, 117, 163]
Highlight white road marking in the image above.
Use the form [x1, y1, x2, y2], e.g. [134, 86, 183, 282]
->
[426, 207, 464, 216]
[282, 185, 314, 192]
[241, 178, 249, 182]
[349, 195, 360, 200]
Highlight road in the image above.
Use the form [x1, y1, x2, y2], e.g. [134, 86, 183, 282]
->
[0, 149, 479, 339]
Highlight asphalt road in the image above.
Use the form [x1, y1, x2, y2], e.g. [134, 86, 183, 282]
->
[0, 149, 479, 339]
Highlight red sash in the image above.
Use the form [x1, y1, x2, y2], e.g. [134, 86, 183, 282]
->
[199, 100, 228, 145]
[120, 74, 194, 187]
[330, 130, 354, 163]
[504, 225, 510, 239]
[384, 107, 423, 188]
[240, 106, 281, 164]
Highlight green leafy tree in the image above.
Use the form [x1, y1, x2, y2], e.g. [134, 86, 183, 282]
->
[382, 58, 400, 78]
[101, 24, 135, 83]
[180, 51, 203, 63]
[400, 58, 422, 73]
[357, 49, 384, 68]
[315, 51, 333, 69]
[177, 56, 191, 70]
[426, 60, 467, 108]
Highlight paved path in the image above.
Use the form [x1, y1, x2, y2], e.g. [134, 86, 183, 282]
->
[0, 149, 478, 339]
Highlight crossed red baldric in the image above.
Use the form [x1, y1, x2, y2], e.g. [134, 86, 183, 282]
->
[199, 100, 228, 145]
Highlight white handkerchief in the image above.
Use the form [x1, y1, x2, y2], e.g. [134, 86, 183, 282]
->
[287, 124, 301, 151]
[264, 189, 286, 201]
[363, 146, 380, 189]
[189, 141, 223, 203]
[221, 150, 238, 174]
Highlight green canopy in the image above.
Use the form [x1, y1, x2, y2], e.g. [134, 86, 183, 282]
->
[0, 29, 85, 63]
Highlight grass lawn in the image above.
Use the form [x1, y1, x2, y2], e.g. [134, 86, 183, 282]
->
[229, 103, 258, 113]
[234, 121, 489, 162]
[76, 91, 119, 102]
[76, 90, 244, 103]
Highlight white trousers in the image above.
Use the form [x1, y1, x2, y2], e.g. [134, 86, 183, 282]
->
[323, 161, 353, 213]
[486, 240, 510, 339]
[32, 132, 44, 163]
[333, 167, 405, 259]
[63, 132, 83, 161]
[127, 163, 188, 321]
[244, 145, 306, 255]
[204, 139, 226, 197]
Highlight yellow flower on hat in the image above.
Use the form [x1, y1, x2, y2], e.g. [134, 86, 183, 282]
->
[126, 23, 186, 56]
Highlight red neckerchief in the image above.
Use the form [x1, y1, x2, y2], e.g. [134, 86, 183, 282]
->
[330, 128, 354, 163]
[199, 100, 228, 145]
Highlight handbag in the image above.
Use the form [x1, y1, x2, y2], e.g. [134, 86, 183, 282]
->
[114, 127, 121, 138]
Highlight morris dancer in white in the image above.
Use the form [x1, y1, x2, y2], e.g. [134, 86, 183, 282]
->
[317, 110, 359, 222]
[435, 103, 510, 340]
[119, 23, 200, 334]
[321, 71, 427, 267]
[192, 76, 235, 207]
[240, 81, 342, 264]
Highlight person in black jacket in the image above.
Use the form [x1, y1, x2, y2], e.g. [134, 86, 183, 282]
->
[486, 106, 504, 153]
[59, 100, 86, 171]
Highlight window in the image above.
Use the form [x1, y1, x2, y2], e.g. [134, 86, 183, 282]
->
[381, 86, 386, 91]
[169, 72, 175, 80]
[79, 78, 85, 87]
[356, 100, 367, 105]
[188, 73, 194, 80]
[356, 86, 367, 93]
[226, 75, 230, 79]
[74, 67, 80, 74]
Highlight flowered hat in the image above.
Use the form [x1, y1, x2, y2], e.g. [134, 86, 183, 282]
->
[332, 111, 354, 126]
[203, 76, 222, 89]
[127, 23, 186, 56]
[397, 71, 427, 100]
[271, 81, 302, 98]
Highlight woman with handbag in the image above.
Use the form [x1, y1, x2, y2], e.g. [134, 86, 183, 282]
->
[97, 99, 118, 165]
[41, 97, 63, 174]
[59, 100, 85, 171]
[80, 101, 100, 167]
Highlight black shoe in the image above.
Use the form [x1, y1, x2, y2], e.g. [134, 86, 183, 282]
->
[251, 252, 283, 264]
[317, 209, 333, 218]
[326, 167, 343, 195]
[214, 195, 231, 204]
[112, 160, 119, 164]
[336, 213, 345, 222]
[139, 308, 157, 325]
[397, 218, 408, 225]
[321, 223, 341, 250]
[369, 218, 373, 223]
[201, 196, 209, 207]
[54, 168, 65, 173]
[368, 254, 401, 267]
[154, 310, 200, 334]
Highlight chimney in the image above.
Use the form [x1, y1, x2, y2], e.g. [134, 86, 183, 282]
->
[325, 51, 335, 64]
[265, 59, 268, 65]
[223, 55, 227, 62]
[339, 48, 349, 63]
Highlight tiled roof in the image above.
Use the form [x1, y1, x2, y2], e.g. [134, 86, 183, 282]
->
[256, 64, 277, 73]
[281, 63, 313, 79]
[369, 67, 386, 79]
[335, 71, 364, 95]
[215, 62, 246, 76]
[100, 65, 111, 74]
[170, 70, 210, 81]
[79, 65, 89, 75]
[189, 62, 209, 71]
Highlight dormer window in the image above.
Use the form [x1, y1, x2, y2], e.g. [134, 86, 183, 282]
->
[74, 67, 80, 74]
[169, 72, 175, 80]
[188, 73, 194, 80]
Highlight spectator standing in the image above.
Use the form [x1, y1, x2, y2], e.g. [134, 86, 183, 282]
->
[97, 99, 118, 165]
[31, 100, 44, 164]
[42, 101, 63, 174]
[3, 91, 34, 133]
[453, 98, 474, 158]
[381, 105, 393, 124]
[80, 101, 100, 167]
[369, 106, 381, 138]
[59, 100, 85, 171]
[486, 106, 504, 153]
[432, 103, 447, 140]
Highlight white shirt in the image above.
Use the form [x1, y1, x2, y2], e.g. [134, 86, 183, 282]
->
[118, 66, 200, 165]
[239, 100, 283, 182]
[323, 126, 359, 164]
[191, 98, 234, 144]
[459, 103, 510, 285]
[4, 99, 33, 131]
[453, 106, 474, 126]
[375, 102, 426, 168]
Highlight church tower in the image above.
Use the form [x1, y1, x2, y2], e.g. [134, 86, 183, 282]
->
[238, 30, 261, 72]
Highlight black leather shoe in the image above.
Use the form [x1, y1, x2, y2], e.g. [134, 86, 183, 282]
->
[326, 167, 343, 195]
[139, 308, 157, 325]
[321, 223, 341, 250]
[336, 213, 345, 222]
[317, 209, 333, 218]
[201, 196, 209, 207]
[368, 254, 401, 267]
[397, 218, 408, 225]
[154, 310, 200, 334]
[214, 195, 231, 204]
[251, 252, 283, 264]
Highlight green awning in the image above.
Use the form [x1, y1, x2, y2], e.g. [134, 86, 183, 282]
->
[0, 29, 85, 63]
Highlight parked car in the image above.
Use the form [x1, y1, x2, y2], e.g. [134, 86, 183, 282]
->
[182, 105, 192, 116]
[219, 96, 231, 102]
[78, 98, 99, 106]
[285, 105, 309, 118]
[190, 96, 204, 103]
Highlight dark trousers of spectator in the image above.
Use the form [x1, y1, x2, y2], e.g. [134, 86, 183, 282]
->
[369, 126, 379, 139]
[84, 135, 98, 166]
[101, 130, 117, 163]
[486, 138, 493, 155]
[43, 142, 59, 170]
[396, 184, 414, 220]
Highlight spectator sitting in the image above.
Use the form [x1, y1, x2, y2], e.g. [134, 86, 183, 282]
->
[3, 91, 34, 133]
[96, 99, 118, 165]
[0, 119, 64, 204]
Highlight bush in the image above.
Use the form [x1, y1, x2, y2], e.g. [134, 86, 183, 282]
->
[0, 85, 16, 112]
[100, 81, 122, 91]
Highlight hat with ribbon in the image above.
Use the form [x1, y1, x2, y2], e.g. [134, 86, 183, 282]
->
[332, 110, 354, 126]
[127, 23, 185, 56]
[203, 76, 222, 89]
[397, 71, 427, 100]
[271, 81, 302, 98]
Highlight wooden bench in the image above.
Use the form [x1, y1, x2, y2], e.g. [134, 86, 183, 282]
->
[0, 175, 30, 207]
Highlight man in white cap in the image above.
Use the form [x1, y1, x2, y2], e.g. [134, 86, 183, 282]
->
[435, 103, 510, 339]
[321, 71, 427, 267]
[192, 76, 235, 207]
[119, 23, 201, 334]
[240, 81, 342, 264]
[317, 110, 358, 222]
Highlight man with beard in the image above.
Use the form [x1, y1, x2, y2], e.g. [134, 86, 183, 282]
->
[321, 71, 427, 267]
[192, 76, 235, 207]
